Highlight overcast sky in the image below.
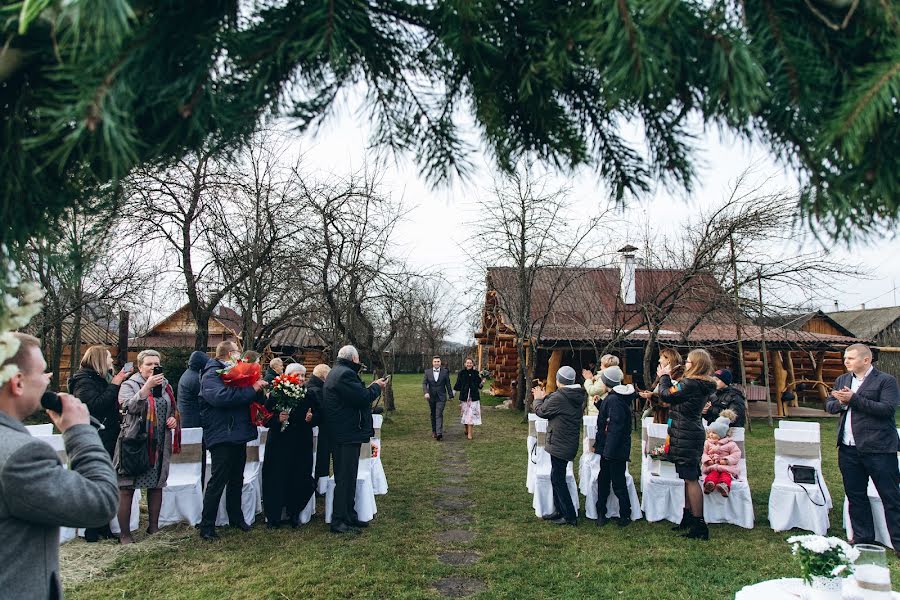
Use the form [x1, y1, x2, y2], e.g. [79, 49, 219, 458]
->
[279, 97, 900, 344]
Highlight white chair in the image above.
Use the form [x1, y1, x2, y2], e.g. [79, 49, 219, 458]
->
[370, 414, 388, 495]
[778, 421, 820, 432]
[531, 419, 579, 519]
[703, 426, 754, 529]
[324, 444, 377, 523]
[841, 428, 900, 548]
[526, 413, 542, 492]
[159, 427, 204, 527]
[214, 431, 262, 526]
[579, 416, 642, 521]
[641, 423, 685, 523]
[640, 417, 654, 494]
[769, 427, 830, 535]
[26, 423, 53, 436]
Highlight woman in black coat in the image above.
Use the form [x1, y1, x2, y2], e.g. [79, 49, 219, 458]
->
[262, 366, 319, 528]
[453, 358, 483, 440]
[658, 348, 717, 541]
[69, 345, 132, 541]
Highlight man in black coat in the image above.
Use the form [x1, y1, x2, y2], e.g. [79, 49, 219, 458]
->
[532, 366, 585, 526]
[593, 366, 635, 527]
[176, 350, 208, 428]
[423, 356, 453, 440]
[703, 368, 746, 427]
[825, 343, 900, 555]
[322, 346, 387, 534]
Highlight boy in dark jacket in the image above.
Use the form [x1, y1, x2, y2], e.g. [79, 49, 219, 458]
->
[593, 366, 635, 527]
[176, 350, 208, 428]
[197, 341, 268, 540]
[703, 368, 746, 427]
[533, 366, 584, 526]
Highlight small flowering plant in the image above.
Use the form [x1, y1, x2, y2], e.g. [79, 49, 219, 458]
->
[269, 373, 306, 431]
[786, 535, 859, 583]
[648, 444, 671, 462]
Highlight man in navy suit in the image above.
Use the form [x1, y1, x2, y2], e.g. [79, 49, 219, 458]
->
[423, 356, 453, 441]
[826, 343, 900, 555]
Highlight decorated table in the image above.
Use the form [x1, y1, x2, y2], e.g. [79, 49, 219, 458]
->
[735, 577, 898, 599]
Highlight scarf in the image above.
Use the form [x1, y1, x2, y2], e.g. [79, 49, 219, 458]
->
[146, 382, 181, 466]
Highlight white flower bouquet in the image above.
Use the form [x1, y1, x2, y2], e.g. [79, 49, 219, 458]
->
[786, 535, 859, 583]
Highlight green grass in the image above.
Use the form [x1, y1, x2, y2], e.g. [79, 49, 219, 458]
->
[62, 374, 900, 599]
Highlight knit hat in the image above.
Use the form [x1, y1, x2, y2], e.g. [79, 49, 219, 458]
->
[556, 366, 576, 385]
[714, 368, 733, 386]
[600, 366, 624, 389]
[708, 416, 730, 438]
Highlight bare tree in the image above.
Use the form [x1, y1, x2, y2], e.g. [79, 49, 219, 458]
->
[466, 167, 611, 410]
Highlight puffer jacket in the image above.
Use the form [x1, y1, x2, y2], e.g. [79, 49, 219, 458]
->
[198, 358, 259, 448]
[177, 350, 208, 428]
[593, 384, 634, 461]
[658, 375, 716, 467]
[322, 358, 382, 445]
[533, 385, 585, 462]
[701, 436, 742, 476]
[706, 386, 746, 427]
[69, 368, 121, 457]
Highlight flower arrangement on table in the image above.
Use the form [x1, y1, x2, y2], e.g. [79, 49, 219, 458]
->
[786, 535, 859, 584]
[268, 372, 306, 431]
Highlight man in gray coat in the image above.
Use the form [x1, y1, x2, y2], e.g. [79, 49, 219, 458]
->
[532, 366, 585, 526]
[0, 333, 118, 599]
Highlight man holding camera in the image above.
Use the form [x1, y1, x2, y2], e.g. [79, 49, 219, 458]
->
[198, 340, 268, 540]
[826, 343, 900, 555]
[0, 333, 118, 598]
[322, 345, 387, 534]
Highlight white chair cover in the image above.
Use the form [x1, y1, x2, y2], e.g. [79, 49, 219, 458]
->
[578, 416, 642, 521]
[768, 427, 830, 535]
[532, 459, 580, 519]
[159, 427, 204, 527]
[32, 435, 78, 544]
[703, 426, 754, 529]
[214, 431, 262, 526]
[578, 416, 597, 495]
[526, 414, 543, 492]
[641, 423, 685, 523]
[842, 481, 895, 549]
[324, 470, 377, 523]
[640, 417, 654, 494]
[778, 421, 820, 433]
[369, 438, 388, 495]
[26, 423, 53, 436]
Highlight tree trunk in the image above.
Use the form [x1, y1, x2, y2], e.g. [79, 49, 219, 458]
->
[369, 353, 395, 412]
[194, 307, 212, 351]
[642, 332, 658, 389]
[515, 342, 527, 411]
[69, 300, 83, 374]
[117, 310, 129, 369]
[50, 318, 64, 392]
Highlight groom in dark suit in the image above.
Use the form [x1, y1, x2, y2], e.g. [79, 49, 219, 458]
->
[826, 343, 900, 555]
[423, 356, 453, 441]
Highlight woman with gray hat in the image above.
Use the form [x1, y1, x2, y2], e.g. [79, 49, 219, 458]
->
[593, 365, 636, 527]
[532, 366, 585, 526]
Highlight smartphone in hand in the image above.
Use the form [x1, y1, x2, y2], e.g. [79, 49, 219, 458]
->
[122, 361, 134, 373]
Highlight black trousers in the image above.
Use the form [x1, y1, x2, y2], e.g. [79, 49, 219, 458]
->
[550, 455, 577, 522]
[839, 444, 900, 548]
[314, 426, 332, 480]
[200, 443, 247, 528]
[332, 442, 361, 526]
[597, 457, 630, 520]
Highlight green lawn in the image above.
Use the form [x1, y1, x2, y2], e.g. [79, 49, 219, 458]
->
[62, 374, 900, 599]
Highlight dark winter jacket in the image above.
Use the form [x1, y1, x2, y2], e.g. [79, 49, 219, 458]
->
[453, 368, 483, 402]
[658, 375, 717, 467]
[322, 358, 382, 445]
[199, 358, 259, 448]
[177, 351, 208, 428]
[306, 374, 332, 478]
[264, 367, 280, 384]
[706, 386, 746, 427]
[594, 385, 635, 462]
[533, 385, 585, 462]
[69, 368, 121, 457]
[826, 367, 900, 453]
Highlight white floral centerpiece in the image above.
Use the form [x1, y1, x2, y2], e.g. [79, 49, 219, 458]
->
[0, 245, 44, 386]
[787, 535, 859, 598]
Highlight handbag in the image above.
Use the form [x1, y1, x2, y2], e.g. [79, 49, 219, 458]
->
[788, 465, 827, 507]
[118, 405, 150, 477]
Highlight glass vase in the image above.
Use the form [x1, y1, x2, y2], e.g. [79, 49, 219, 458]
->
[853, 544, 892, 598]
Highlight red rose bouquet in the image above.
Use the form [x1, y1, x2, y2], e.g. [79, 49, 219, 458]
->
[217, 359, 261, 387]
[269, 372, 306, 431]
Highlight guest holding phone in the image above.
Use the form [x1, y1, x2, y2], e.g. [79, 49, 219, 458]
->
[115, 349, 181, 544]
[69, 345, 133, 542]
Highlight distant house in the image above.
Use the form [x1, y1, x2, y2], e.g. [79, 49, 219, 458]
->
[24, 317, 118, 391]
[476, 265, 866, 416]
[828, 306, 900, 377]
[267, 325, 328, 372]
[129, 304, 244, 352]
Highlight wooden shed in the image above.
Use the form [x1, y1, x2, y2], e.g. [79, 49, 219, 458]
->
[267, 325, 328, 372]
[129, 304, 243, 355]
[828, 305, 900, 378]
[476, 267, 868, 417]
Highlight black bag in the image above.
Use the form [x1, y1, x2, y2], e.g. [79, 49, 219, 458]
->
[788, 465, 827, 507]
[118, 405, 150, 477]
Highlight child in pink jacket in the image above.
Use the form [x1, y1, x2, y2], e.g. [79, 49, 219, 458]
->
[701, 411, 741, 497]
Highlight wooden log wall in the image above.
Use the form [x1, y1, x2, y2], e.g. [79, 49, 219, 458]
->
[476, 290, 518, 397]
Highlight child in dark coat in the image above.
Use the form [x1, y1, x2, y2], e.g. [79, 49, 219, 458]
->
[593, 366, 635, 527]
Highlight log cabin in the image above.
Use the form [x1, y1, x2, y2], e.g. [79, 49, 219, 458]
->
[476, 260, 869, 417]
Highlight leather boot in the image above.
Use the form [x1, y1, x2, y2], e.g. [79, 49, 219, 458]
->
[671, 508, 692, 532]
[683, 516, 709, 540]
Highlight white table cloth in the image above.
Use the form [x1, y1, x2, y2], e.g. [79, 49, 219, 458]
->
[735, 577, 898, 599]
